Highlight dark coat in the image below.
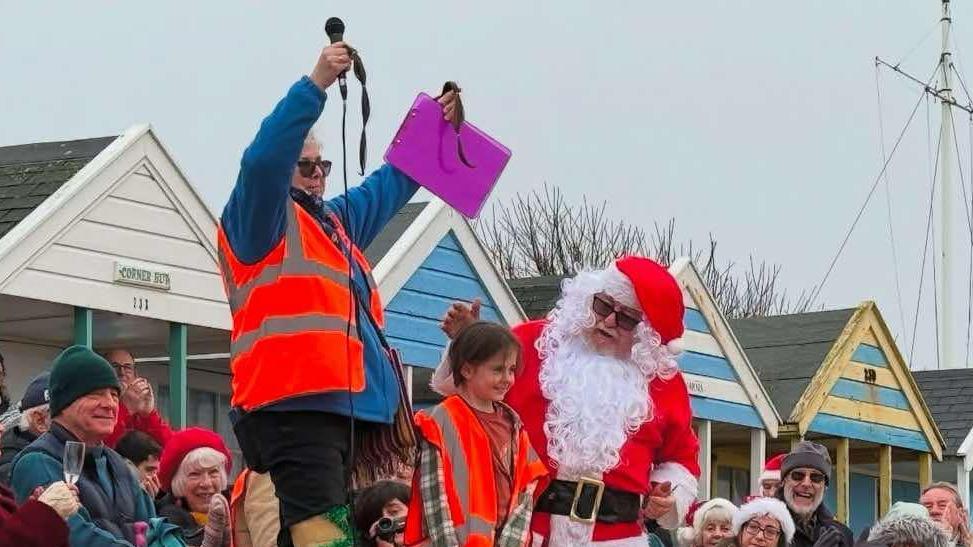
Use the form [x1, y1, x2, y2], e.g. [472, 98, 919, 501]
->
[156, 489, 231, 547]
[156, 493, 204, 546]
[776, 491, 854, 547]
[644, 519, 675, 547]
[0, 425, 37, 485]
[0, 482, 68, 547]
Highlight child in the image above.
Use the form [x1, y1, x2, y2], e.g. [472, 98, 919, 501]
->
[354, 480, 410, 547]
[404, 321, 547, 547]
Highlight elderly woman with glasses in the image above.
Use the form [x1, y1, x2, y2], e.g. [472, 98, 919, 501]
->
[718, 498, 795, 547]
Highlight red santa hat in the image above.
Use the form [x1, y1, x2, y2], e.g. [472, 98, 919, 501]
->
[158, 427, 233, 493]
[760, 453, 786, 483]
[615, 256, 686, 354]
[676, 498, 738, 547]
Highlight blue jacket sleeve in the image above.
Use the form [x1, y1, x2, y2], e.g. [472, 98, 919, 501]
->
[11, 453, 135, 547]
[221, 76, 327, 264]
[326, 164, 419, 249]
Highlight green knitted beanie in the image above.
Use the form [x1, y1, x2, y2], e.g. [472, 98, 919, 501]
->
[49, 345, 121, 417]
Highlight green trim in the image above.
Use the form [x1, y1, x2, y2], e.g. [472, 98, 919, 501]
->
[168, 322, 187, 429]
[310, 505, 354, 546]
[73, 307, 93, 347]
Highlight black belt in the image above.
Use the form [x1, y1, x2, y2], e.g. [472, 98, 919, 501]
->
[534, 478, 641, 524]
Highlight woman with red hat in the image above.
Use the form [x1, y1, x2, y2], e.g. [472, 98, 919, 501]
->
[157, 427, 233, 547]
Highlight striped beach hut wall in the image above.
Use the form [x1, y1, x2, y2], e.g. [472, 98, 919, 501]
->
[669, 258, 781, 502]
[733, 302, 945, 536]
[366, 199, 526, 404]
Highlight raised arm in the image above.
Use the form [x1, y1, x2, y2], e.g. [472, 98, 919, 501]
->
[326, 89, 463, 249]
[220, 43, 352, 264]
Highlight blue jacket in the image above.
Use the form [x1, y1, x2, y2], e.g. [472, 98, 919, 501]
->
[221, 76, 419, 423]
[10, 423, 179, 547]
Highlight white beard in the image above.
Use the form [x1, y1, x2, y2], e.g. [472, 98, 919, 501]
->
[539, 335, 654, 480]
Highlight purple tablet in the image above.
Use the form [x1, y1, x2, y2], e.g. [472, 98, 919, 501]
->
[384, 93, 512, 219]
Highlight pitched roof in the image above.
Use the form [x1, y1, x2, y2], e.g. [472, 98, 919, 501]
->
[364, 202, 428, 264]
[507, 275, 565, 319]
[914, 368, 973, 454]
[0, 136, 116, 239]
[730, 308, 856, 419]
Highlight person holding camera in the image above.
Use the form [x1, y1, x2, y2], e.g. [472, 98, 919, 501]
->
[354, 481, 409, 547]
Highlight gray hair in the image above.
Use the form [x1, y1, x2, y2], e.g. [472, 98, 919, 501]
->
[18, 404, 48, 431]
[170, 447, 228, 498]
[304, 131, 321, 151]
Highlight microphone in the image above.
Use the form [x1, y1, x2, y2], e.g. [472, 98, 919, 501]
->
[325, 17, 348, 100]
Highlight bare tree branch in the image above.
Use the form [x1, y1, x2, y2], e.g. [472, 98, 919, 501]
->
[476, 186, 815, 318]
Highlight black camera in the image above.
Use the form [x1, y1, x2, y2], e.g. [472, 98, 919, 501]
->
[375, 516, 405, 542]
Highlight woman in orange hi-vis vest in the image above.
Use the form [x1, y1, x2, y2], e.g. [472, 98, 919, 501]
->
[404, 322, 548, 547]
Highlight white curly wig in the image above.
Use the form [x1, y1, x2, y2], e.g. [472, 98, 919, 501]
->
[536, 264, 680, 388]
[537, 265, 681, 480]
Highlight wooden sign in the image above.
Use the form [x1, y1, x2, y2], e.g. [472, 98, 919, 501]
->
[113, 261, 171, 291]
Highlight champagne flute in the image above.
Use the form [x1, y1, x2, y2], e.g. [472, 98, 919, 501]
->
[63, 441, 84, 485]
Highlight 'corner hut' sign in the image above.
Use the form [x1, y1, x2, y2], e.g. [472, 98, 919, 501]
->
[113, 261, 171, 291]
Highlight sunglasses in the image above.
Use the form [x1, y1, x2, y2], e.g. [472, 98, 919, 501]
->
[297, 158, 332, 178]
[591, 293, 643, 331]
[789, 470, 827, 484]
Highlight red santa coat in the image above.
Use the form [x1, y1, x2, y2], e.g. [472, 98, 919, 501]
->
[505, 320, 701, 543]
[106, 405, 174, 448]
[0, 483, 69, 547]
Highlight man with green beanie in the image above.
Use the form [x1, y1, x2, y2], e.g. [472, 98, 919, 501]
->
[10, 345, 184, 546]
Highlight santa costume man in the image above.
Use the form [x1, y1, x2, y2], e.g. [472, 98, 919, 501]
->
[436, 256, 700, 546]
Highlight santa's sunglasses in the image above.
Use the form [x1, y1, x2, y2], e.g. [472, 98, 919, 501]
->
[591, 293, 643, 331]
[297, 158, 332, 178]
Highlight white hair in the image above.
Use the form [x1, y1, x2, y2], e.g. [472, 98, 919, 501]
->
[18, 404, 48, 432]
[304, 131, 321, 150]
[170, 447, 227, 498]
[537, 265, 680, 384]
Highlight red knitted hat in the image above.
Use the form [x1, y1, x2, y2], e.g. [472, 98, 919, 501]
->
[760, 453, 786, 482]
[158, 427, 232, 492]
[614, 256, 685, 353]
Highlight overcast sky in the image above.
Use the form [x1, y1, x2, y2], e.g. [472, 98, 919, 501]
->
[4, 2, 973, 369]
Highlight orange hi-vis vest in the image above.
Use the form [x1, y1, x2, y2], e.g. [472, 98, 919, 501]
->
[217, 200, 385, 411]
[404, 396, 548, 547]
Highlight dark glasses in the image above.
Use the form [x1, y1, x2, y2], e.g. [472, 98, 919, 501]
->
[744, 521, 781, 539]
[789, 470, 827, 484]
[297, 158, 332, 178]
[591, 293, 643, 331]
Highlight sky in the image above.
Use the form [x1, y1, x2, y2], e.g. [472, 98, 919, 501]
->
[3, 1, 973, 369]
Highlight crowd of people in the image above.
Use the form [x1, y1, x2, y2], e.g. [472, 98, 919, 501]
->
[0, 307, 970, 546]
[2, 36, 973, 547]
[663, 454, 972, 547]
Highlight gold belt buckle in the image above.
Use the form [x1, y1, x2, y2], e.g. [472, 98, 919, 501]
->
[569, 476, 605, 524]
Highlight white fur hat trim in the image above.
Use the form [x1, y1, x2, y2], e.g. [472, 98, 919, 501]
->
[731, 497, 795, 543]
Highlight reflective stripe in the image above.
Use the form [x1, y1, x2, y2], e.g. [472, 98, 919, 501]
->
[231, 314, 359, 355]
[429, 402, 496, 544]
[217, 200, 383, 408]
[225, 259, 349, 312]
[219, 205, 357, 313]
